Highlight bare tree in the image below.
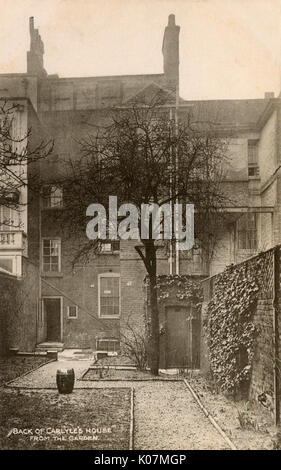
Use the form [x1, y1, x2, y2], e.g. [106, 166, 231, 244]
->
[58, 94, 229, 375]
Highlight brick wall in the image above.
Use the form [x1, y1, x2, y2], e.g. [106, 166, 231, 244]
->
[0, 272, 19, 355]
[249, 298, 274, 401]
[202, 246, 281, 406]
[38, 74, 166, 113]
[40, 228, 121, 349]
[0, 258, 39, 355]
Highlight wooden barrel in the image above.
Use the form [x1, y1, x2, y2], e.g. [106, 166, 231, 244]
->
[56, 368, 75, 394]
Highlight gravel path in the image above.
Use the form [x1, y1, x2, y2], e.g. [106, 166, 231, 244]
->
[6, 359, 229, 450]
[133, 381, 228, 450]
[5, 359, 93, 389]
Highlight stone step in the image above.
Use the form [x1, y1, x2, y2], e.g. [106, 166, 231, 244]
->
[36, 342, 64, 352]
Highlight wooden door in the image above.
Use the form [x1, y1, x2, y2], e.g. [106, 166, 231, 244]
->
[165, 305, 201, 368]
[165, 305, 191, 368]
[44, 298, 61, 342]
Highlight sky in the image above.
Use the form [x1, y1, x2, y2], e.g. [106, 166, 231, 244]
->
[0, 0, 281, 100]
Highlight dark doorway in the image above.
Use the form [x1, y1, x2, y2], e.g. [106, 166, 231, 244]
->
[44, 298, 61, 342]
[165, 305, 200, 368]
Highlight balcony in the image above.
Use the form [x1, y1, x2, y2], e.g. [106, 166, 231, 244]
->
[0, 230, 27, 252]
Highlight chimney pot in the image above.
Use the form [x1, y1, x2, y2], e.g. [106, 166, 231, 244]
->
[168, 14, 176, 26]
[29, 17, 34, 30]
[264, 92, 275, 99]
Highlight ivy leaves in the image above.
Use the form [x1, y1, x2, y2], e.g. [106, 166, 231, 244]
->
[156, 275, 203, 312]
[206, 262, 260, 395]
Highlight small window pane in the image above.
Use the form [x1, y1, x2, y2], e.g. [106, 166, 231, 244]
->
[102, 243, 112, 252]
[68, 306, 78, 318]
[42, 185, 63, 208]
[100, 240, 120, 253]
[112, 240, 120, 251]
[0, 258, 13, 273]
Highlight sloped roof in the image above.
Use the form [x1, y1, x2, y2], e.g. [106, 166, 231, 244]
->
[179, 98, 272, 129]
[123, 82, 175, 105]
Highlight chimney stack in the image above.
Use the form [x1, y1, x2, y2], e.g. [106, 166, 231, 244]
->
[162, 14, 180, 90]
[264, 92, 275, 99]
[27, 17, 47, 77]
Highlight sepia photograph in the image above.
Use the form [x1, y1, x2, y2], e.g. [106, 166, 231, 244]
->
[0, 0, 281, 456]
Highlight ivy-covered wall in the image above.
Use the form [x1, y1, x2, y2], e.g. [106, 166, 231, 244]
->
[202, 247, 280, 403]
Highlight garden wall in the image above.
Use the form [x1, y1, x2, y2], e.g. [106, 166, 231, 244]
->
[0, 258, 39, 355]
[0, 271, 19, 355]
[201, 246, 281, 407]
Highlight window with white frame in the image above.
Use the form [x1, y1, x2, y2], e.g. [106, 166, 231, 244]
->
[67, 305, 78, 319]
[98, 273, 120, 318]
[248, 140, 259, 177]
[0, 206, 19, 231]
[237, 213, 257, 250]
[42, 185, 63, 208]
[42, 239, 61, 272]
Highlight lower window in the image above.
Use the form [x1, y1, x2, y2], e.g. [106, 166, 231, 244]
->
[98, 273, 120, 318]
[96, 338, 120, 353]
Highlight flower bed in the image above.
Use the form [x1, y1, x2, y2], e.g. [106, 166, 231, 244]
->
[0, 355, 50, 386]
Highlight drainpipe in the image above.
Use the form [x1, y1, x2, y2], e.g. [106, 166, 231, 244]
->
[175, 82, 180, 275]
[273, 246, 280, 428]
[169, 108, 173, 275]
[37, 186, 42, 345]
[273, 102, 281, 434]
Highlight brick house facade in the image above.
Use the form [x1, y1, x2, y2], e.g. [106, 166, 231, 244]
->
[1, 15, 281, 365]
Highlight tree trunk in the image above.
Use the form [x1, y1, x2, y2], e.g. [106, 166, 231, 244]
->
[135, 234, 160, 376]
[148, 272, 160, 375]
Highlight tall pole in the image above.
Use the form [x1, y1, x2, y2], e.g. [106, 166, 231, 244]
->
[273, 246, 280, 428]
[175, 82, 180, 275]
[37, 186, 42, 345]
[169, 108, 173, 275]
